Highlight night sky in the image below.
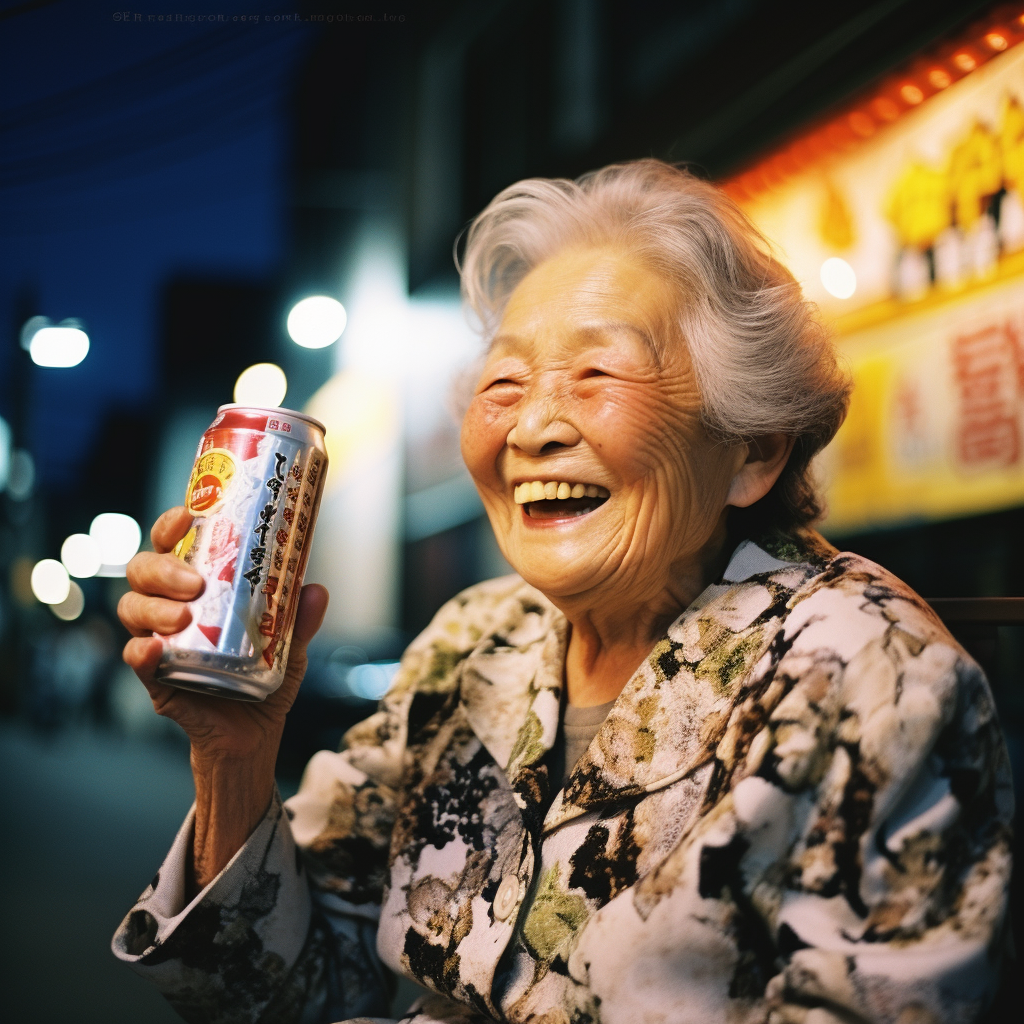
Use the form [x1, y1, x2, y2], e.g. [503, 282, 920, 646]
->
[0, 0, 317, 490]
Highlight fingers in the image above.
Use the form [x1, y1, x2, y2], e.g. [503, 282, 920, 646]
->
[292, 584, 329, 649]
[127, 551, 203, 600]
[123, 635, 165, 685]
[274, 585, 329, 708]
[118, 589, 193, 638]
[123, 638, 182, 713]
[151, 506, 194, 555]
[121, 545, 203, 641]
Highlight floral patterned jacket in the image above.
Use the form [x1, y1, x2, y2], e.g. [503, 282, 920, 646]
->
[113, 530, 1014, 1024]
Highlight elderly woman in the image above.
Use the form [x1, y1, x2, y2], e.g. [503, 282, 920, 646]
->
[114, 160, 1012, 1024]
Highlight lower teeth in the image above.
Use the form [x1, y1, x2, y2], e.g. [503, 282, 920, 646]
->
[526, 498, 602, 518]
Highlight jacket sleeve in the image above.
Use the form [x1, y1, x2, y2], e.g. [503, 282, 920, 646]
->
[109, 571, 509, 1024]
[109, 600, 463, 1024]
[740, 564, 1015, 1023]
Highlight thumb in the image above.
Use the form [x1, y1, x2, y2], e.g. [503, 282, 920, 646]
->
[292, 583, 329, 650]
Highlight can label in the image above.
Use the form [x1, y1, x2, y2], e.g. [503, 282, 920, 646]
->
[158, 406, 327, 699]
[186, 448, 236, 514]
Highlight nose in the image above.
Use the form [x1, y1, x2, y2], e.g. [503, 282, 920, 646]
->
[506, 394, 582, 456]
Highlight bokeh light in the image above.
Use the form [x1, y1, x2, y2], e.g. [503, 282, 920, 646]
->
[0, 415, 10, 491]
[9, 557, 35, 608]
[89, 513, 142, 568]
[820, 257, 857, 299]
[6, 450, 35, 500]
[346, 661, 400, 700]
[51, 581, 85, 621]
[234, 362, 288, 407]
[286, 295, 347, 349]
[28, 326, 90, 368]
[61, 533, 102, 578]
[31, 559, 71, 605]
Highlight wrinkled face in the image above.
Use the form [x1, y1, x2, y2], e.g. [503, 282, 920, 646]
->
[461, 245, 745, 604]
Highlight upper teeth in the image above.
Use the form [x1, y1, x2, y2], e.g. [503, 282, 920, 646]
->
[513, 481, 609, 504]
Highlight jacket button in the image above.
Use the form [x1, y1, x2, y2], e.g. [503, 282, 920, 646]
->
[493, 874, 520, 921]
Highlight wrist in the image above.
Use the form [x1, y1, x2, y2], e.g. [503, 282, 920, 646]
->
[189, 733, 281, 777]
[190, 752, 278, 891]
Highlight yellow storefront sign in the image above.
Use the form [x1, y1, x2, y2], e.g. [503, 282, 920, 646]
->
[819, 273, 1024, 532]
[735, 39, 1024, 533]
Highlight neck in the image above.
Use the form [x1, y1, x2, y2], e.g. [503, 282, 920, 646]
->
[556, 518, 732, 707]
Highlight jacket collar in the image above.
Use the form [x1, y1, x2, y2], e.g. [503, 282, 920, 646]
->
[458, 532, 834, 829]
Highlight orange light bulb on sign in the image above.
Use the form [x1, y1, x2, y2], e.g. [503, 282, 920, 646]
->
[900, 83, 925, 105]
[848, 111, 875, 137]
[871, 96, 900, 122]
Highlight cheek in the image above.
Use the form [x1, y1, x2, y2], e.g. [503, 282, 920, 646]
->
[460, 398, 511, 480]
[586, 388, 703, 482]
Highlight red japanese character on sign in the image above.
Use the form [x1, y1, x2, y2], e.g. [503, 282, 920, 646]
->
[282, 506, 295, 525]
[292, 463, 303, 481]
[276, 528, 289, 546]
[268, 418, 279, 430]
[262, 575, 279, 597]
[952, 322, 1024, 468]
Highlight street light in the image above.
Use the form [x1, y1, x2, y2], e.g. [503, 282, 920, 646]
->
[61, 533, 102, 578]
[52, 581, 85, 621]
[30, 559, 71, 605]
[287, 296, 347, 349]
[89, 513, 142, 573]
[21, 316, 90, 368]
[234, 363, 287, 407]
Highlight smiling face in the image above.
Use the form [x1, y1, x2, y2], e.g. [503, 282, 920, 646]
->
[461, 245, 748, 614]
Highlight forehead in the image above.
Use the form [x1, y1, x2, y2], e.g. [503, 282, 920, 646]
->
[493, 245, 678, 360]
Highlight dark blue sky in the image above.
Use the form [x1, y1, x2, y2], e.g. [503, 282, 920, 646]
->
[0, 0, 318, 488]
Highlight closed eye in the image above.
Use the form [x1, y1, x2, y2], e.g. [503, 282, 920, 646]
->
[480, 378, 523, 400]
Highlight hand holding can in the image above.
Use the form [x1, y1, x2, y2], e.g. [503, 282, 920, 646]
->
[119, 504, 330, 888]
[154, 405, 329, 701]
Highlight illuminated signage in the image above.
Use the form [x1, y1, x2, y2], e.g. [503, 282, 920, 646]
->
[729, 15, 1024, 532]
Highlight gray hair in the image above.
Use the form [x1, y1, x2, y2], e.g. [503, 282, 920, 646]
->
[457, 159, 852, 532]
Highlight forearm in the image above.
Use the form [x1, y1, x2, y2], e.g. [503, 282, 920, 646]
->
[191, 742, 279, 891]
[113, 790, 339, 1024]
[114, 748, 398, 1023]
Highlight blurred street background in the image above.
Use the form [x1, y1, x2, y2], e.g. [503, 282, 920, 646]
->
[2, 1, 1023, 1020]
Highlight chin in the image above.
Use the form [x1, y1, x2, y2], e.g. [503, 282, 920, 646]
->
[510, 559, 596, 598]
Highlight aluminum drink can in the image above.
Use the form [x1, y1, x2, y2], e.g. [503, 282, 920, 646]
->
[154, 404, 328, 701]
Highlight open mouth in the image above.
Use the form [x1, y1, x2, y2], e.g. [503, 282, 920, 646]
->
[512, 480, 610, 520]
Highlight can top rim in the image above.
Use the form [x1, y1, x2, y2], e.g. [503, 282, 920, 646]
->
[216, 404, 327, 435]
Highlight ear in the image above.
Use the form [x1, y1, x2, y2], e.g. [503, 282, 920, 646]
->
[726, 434, 795, 509]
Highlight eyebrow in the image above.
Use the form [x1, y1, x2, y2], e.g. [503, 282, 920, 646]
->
[490, 320, 663, 364]
[578, 320, 663, 362]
